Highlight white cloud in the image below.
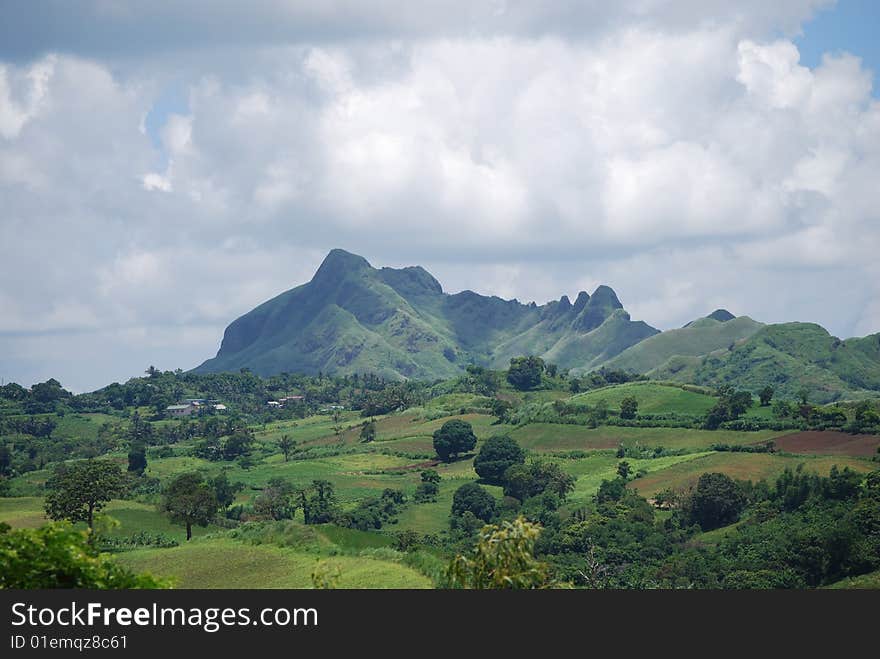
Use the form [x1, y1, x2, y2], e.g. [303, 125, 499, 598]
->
[0, 1, 877, 391]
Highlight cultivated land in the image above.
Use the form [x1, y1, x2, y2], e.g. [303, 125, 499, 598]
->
[2, 378, 878, 589]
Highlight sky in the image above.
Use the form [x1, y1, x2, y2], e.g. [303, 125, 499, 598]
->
[1, 1, 879, 393]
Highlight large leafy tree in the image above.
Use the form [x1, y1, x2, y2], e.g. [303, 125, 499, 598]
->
[682, 472, 747, 531]
[451, 482, 496, 523]
[299, 479, 339, 524]
[619, 395, 638, 420]
[44, 460, 125, 531]
[473, 435, 525, 484]
[208, 471, 244, 510]
[506, 356, 545, 391]
[161, 472, 220, 540]
[432, 419, 477, 462]
[254, 478, 298, 520]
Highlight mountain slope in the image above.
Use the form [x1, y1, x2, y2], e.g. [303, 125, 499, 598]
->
[604, 313, 764, 374]
[654, 322, 880, 403]
[195, 249, 659, 379]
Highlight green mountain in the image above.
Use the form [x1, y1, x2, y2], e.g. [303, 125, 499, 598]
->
[195, 249, 660, 380]
[604, 312, 764, 374]
[652, 322, 880, 403]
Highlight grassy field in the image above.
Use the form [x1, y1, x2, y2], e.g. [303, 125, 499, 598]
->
[824, 569, 880, 589]
[0, 496, 48, 528]
[0, 497, 221, 540]
[116, 537, 431, 588]
[394, 480, 503, 535]
[571, 382, 717, 414]
[627, 453, 876, 498]
[561, 452, 714, 504]
[510, 423, 790, 452]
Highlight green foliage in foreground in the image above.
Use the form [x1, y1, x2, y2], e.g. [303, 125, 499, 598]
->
[0, 522, 168, 589]
[447, 516, 566, 589]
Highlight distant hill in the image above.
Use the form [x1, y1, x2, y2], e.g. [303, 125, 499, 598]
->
[604, 313, 764, 374]
[652, 322, 880, 403]
[195, 249, 659, 380]
[194, 250, 880, 401]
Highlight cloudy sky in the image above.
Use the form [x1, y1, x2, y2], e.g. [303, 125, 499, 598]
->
[1, 1, 879, 392]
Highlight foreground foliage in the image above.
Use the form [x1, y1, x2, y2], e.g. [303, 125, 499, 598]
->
[0, 522, 168, 589]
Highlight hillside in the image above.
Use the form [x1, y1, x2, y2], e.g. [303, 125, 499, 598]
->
[195, 249, 659, 379]
[603, 313, 764, 374]
[655, 322, 880, 403]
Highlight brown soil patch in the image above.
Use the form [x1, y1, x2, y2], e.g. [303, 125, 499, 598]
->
[769, 431, 880, 457]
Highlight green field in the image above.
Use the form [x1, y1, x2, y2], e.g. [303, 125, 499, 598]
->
[116, 537, 431, 589]
[561, 452, 714, 503]
[510, 423, 790, 452]
[627, 452, 876, 498]
[824, 569, 880, 589]
[5, 383, 878, 590]
[0, 497, 221, 540]
[0, 497, 48, 528]
[571, 382, 717, 414]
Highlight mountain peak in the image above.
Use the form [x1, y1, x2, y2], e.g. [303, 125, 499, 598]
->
[379, 264, 443, 296]
[197, 252, 659, 381]
[313, 249, 372, 281]
[590, 285, 623, 309]
[707, 309, 735, 322]
[572, 291, 590, 313]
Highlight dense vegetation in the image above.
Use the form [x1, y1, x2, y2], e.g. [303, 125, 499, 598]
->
[1, 359, 878, 589]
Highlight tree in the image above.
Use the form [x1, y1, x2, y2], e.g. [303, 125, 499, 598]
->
[0, 522, 168, 589]
[414, 469, 441, 502]
[254, 478, 298, 520]
[0, 444, 12, 476]
[161, 472, 219, 540]
[705, 388, 753, 428]
[222, 428, 254, 460]
[433, 419, 477, 462]
[300, 479, 338, 524]
[506, 356, 545, 391]
[451, 482, 496, 523]
[474, 435, 525, 484]
[616, 461, 632, 480]
[278, 434, 296, 461]
[127, 440, 147, 475]
[502, 461, 575, 502]
[447, 516, 561, 589]
[619, 396, 638, 420]
[208, 471, 244, 510]
[759, 386, 774, 407]
[490, 398, 513, 423]
[44, 460, 124, 531]
[797, 388, 810, 406]
[360, 419, 376, 443]
[682, 472, 747, 531]
[728, 391, 753, 416]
